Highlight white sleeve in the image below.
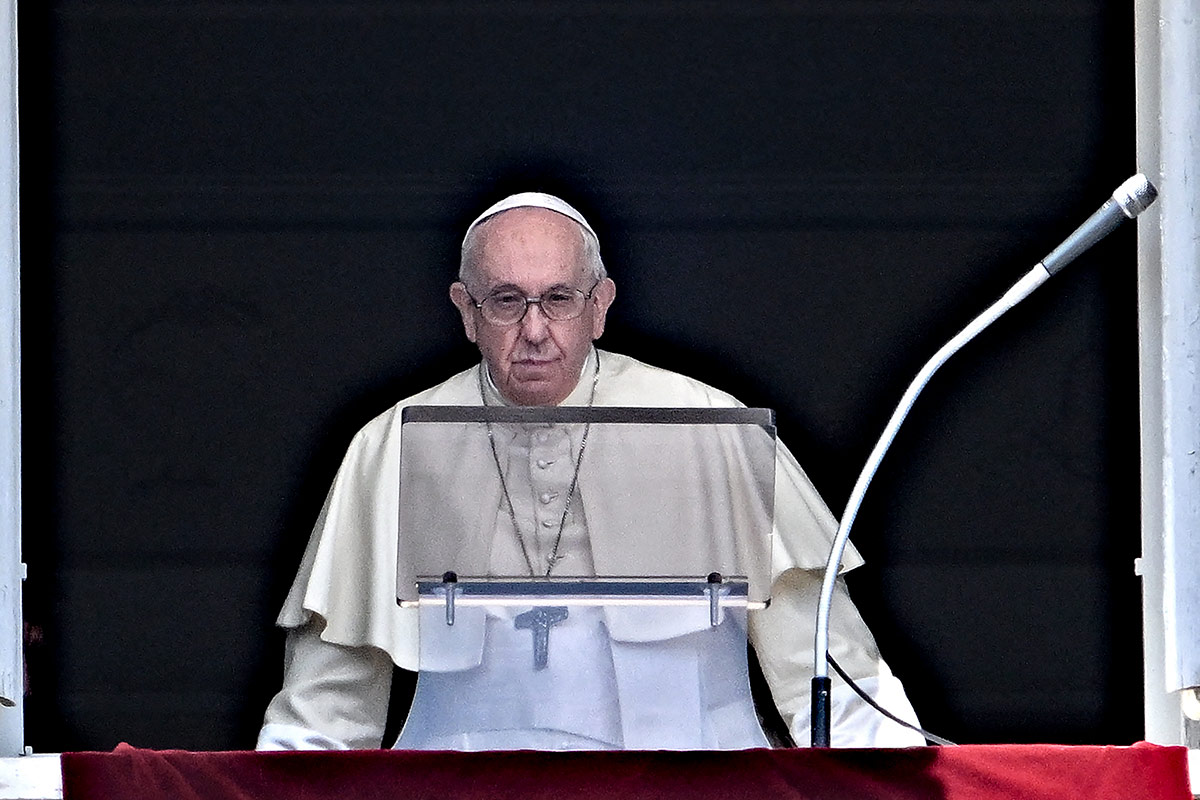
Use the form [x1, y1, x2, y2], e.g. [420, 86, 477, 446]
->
[748, 568, 926, 748]
[256, 616, 396, 751]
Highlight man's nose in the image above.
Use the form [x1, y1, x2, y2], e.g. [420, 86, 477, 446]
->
[519, 301, 551, 340]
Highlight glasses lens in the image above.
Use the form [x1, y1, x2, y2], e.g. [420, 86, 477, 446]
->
[540, 289, 585, 321]
[481, 291, 527, 325]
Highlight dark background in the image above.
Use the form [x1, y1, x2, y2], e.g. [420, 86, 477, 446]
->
[20, 1, 1142, 751]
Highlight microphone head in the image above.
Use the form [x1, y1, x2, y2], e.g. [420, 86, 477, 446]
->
[1113, 174, 1159, 218]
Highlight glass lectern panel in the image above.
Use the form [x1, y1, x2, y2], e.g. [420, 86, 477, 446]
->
[394, 406, 777, 604]
[393, 407, 778, 751]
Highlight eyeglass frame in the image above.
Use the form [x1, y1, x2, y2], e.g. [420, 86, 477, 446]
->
[464, 279, 603, 326]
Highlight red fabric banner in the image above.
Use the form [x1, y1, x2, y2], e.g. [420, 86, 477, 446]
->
[60, 743, 1192, 800]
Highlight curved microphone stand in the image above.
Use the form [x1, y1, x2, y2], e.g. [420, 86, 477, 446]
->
[810, 174, 1159, 747]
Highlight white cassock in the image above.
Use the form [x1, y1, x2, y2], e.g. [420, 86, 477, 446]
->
[257, 348, 924, 750]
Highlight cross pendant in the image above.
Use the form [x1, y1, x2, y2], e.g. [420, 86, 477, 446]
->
[513, 606, 569, 670]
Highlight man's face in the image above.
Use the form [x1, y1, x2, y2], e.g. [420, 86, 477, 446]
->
[450, 208, 616, 406]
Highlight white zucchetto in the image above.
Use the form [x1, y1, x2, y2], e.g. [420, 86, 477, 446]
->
[462, 192, 599, 249]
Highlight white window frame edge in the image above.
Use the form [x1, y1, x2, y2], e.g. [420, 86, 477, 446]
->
[0, 0, 21, 758]
[1135, 0, 1200, 751]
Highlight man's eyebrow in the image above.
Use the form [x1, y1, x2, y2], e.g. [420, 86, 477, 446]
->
[484, 282, 578, 295]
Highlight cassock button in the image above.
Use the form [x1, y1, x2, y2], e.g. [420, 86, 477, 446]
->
[541, 519, 555, 528]
[539, 492, 557, 504]
[536, 459, 554, 469]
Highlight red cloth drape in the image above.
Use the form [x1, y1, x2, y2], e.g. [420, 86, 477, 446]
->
[60, 743, 1192, 800]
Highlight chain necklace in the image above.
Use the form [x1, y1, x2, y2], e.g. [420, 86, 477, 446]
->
[479, 354, 599, 576]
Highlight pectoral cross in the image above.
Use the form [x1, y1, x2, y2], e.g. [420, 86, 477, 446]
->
[514, 606, 569, 670]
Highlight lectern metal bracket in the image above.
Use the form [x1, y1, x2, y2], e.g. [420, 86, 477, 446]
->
[441, 571, 459, 627]
[405, 575, 762, 610]
[706, 572, 728, 627]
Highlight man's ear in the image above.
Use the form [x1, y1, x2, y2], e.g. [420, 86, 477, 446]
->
[590, 278, 616, 340]
[449, 282, 478, 343]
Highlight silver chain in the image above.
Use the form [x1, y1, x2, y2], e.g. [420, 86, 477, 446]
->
[479, 354, 599, 576]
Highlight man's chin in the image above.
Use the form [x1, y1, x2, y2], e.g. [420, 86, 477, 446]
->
[497, 356, 584, 405]
[503, 374, 569, 407]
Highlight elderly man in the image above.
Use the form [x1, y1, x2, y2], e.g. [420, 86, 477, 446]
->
[257, 192, 923, 751]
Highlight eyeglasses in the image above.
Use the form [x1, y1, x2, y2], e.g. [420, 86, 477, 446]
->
[468, 281, 601, 326]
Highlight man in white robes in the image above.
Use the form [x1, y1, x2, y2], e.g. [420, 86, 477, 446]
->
[257, 192, 924, 751]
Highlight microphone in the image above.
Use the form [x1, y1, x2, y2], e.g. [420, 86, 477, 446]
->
[1041, 174, 1158, 275]
[810, 174, 1159, 747]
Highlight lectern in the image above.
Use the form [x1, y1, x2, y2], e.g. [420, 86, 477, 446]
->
[392, 406, 777, 750]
